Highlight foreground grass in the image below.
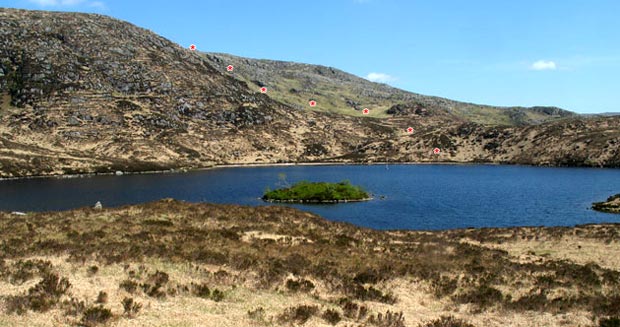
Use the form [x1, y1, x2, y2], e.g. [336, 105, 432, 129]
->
[0, 199, 619, 326]
[263, 180, 370, 203]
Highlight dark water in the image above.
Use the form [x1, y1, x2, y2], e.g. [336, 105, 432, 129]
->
[1, 164, 619, 230]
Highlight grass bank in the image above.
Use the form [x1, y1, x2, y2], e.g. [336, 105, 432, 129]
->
[0, 200, 619, 326]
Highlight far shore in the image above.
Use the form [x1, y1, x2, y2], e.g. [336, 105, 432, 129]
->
[2, 159, 605, 182]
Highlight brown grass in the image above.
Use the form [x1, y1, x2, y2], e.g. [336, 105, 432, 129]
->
[0, 199, 618, 326]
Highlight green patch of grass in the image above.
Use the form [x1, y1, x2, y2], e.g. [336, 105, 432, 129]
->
[263, 180, 369, 202]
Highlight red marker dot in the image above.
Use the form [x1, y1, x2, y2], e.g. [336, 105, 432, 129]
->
[362, 108, 370, 115]
[433, 148, 441, 154]
[226, 65, 234, 72]
[309, 100, 317, 107]
[260, 87, 267, 93]
[189, 44, 196, 51]
[406, 127, 414, 134]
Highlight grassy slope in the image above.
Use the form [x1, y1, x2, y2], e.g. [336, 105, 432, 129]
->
[0, 200, 619, 326]
[202, 52, 576, 126]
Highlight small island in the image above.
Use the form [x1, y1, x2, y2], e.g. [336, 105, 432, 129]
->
[262, 180, 371, 203]
[592, 194, 620, 214]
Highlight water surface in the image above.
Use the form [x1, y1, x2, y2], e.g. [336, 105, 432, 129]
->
[1, 164, 618, 230]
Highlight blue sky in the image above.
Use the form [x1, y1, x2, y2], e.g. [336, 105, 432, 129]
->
[4, 0, 620, 113]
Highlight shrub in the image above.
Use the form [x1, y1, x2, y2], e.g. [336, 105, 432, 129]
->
[62, 297, 86, 316]
[453, 285, 502, 308]
[600, 317, 620, 327]
[339, 298, 368, 320]
[191, 282, 211, 298]
[81, 305, 112, 326]
[211, 289, 224, 302]
[87, 265, 99, 276]
[367, 310, 406, 327]
[96, 291, 108, 304]
[347, 283, 396, 304]
[248, 306, 266, 321]
[431, 276, 458, 298]
[286, 278, 315, 292]
[278, 305, 320, 325]
[141, 270, 170, 298]
[322, 309, 342, 325]
[119, 279, 138, 293]
[5, 259, 53, 285]
[121, 297, 142, 318]
[353, 269, 382, 284]
[5, 272, 71, 314]
[419, 315, 476, 327]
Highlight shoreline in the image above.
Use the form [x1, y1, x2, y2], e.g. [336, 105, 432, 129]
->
[2, 159, 613, 182]
[262, 197, 373, 204]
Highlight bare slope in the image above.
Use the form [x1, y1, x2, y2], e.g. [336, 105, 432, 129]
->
[203, 52, 575, 125]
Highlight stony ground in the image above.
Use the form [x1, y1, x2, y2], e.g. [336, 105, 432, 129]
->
[0, 200, 618, 326]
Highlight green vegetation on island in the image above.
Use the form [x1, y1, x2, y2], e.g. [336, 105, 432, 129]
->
[593, 194, 620, 214]
[262, 180, 370, 203]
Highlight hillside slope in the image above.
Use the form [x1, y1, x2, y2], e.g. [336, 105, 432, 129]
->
[0, 8, 618, 178]
[203, 52, 575, 125]
[0, 8, 394, 177]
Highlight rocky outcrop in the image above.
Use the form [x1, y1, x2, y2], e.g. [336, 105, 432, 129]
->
[593, 194, 620, 214]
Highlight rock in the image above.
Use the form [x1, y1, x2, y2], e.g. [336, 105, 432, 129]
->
[94, 201, 103, 210]
[67, 116, 80, 126]
[592, 194, 620, 214]
[115, 171, 123, 176]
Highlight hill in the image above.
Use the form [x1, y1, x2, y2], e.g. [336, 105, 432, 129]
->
[0, 8, 618, 178]
[0, 8, 392, 177]
[203, 52, 576, 125]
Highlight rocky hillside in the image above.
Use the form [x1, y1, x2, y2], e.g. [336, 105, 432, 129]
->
[0, 8, 618, 178]
[0, 8, 394, 177]
[203, 52, 575, 125]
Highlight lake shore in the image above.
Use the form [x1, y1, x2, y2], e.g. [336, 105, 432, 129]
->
[0, 200, 618, 327]
[1, 159, 597, 182]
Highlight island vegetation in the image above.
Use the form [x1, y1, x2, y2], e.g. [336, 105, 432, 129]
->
[262, 180, 370, 203]
[592, 194, 620, 214]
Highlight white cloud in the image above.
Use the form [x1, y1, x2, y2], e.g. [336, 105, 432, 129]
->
[531, 60, 557, 71]
[366, 72, 396, 83]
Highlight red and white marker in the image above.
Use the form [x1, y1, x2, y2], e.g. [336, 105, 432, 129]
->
[433, 147, 441, 154]
[260, 87, 267, 93]
[226, 65, 234, 72]
[406, 127, 414, 134]
[309, 100, 317, 107]
[362, 108, 370, 115]
[189, 44, 196, 51]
